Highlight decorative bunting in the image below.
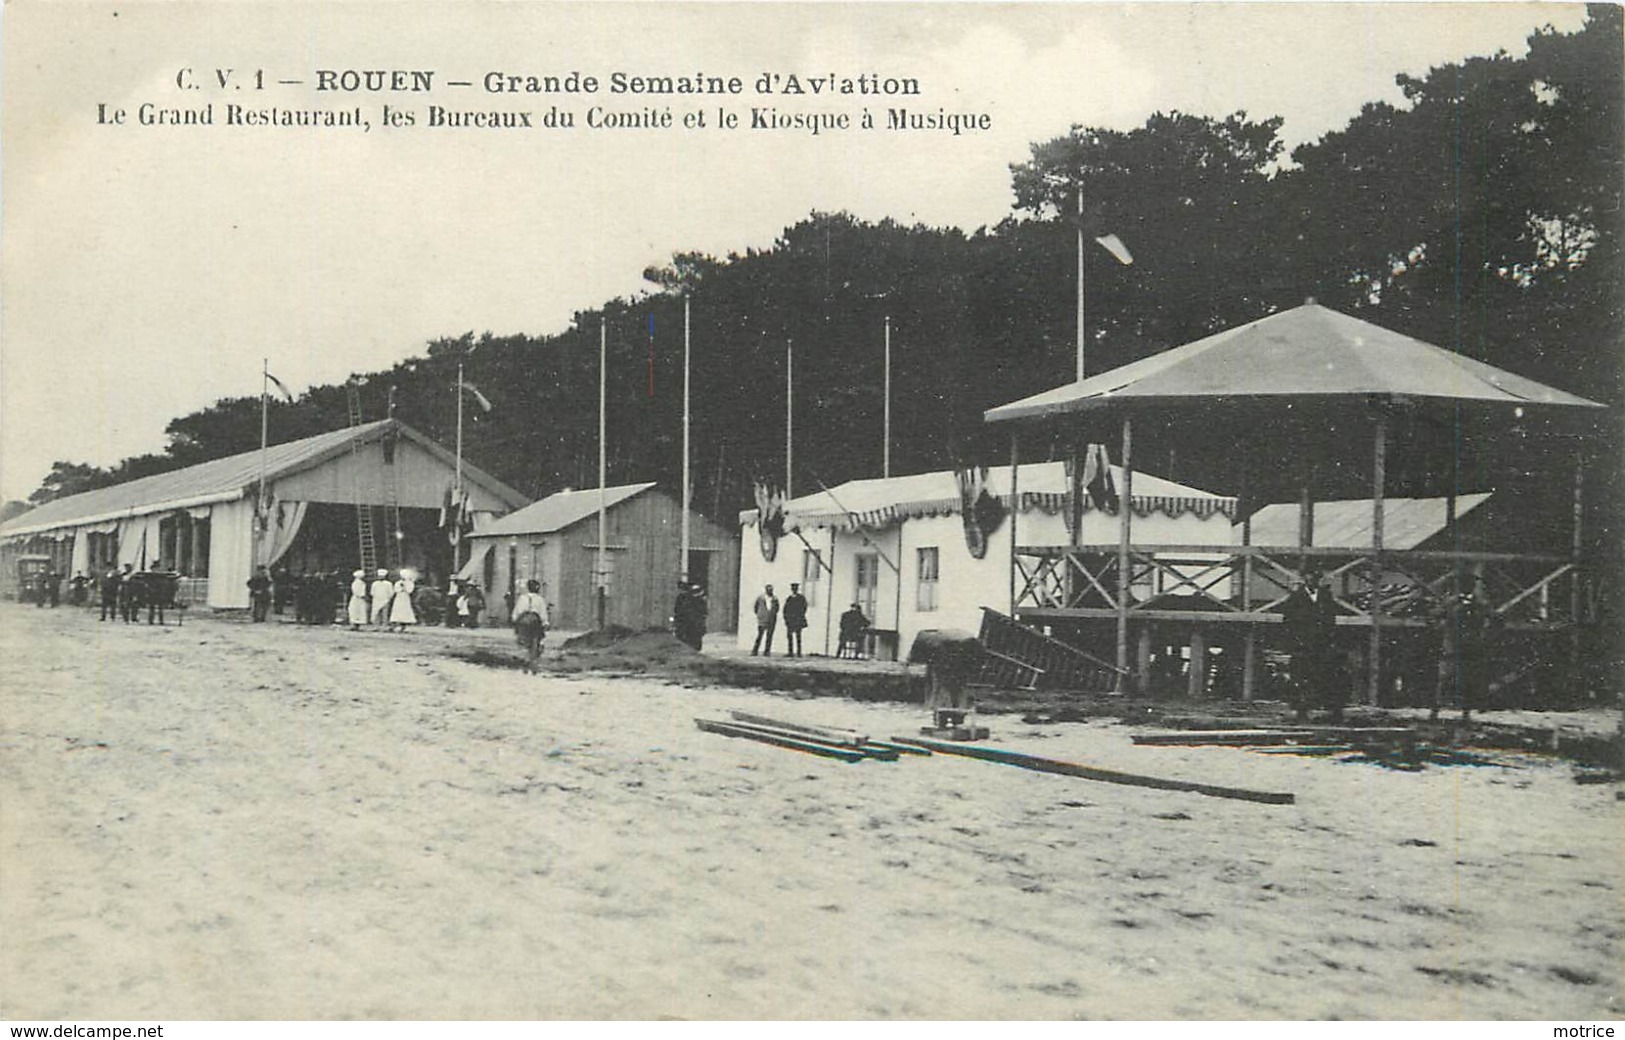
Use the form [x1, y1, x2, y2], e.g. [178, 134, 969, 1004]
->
[753, 480, 785, 561]
[954, 465, 1006, 559]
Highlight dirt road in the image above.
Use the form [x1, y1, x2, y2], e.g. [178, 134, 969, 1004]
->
[1, 605, 1619, 1019]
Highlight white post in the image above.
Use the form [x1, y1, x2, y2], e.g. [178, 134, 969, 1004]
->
[681, 293, 692, 583]
[1008, 432, 1020, 615]
[256, 358, 269, 569]
[1116, 414, 1134, 692]
[883, 315, 892, 478]
[785, 336, 794, 498]
[1368, 414, 1387, 707]
[1076, 190, 1086, 382]
[598, 317, 608, 628]
[454, 357, 465, 572]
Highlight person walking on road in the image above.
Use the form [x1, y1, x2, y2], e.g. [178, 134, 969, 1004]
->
[511, 579, 551, 672]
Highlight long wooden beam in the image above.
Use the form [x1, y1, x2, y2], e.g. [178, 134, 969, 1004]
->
[718, 719, 902, 761]
[728, 710, 868, 746]
[891, 736, 1295, 805]
[1132, 728, 1414, 747]
[696, 718, 870, 762]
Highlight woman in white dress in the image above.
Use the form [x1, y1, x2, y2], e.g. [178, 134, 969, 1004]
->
[347, 570, 369, 631]
[389, 573, 418, 632]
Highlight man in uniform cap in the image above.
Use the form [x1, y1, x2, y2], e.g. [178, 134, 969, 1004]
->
[782, 582, 809, 658]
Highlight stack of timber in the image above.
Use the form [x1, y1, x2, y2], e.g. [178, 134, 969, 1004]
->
[695, 712, 932, 763]
[694, 713, 1295, 802]
[976, 609, 1124, 693]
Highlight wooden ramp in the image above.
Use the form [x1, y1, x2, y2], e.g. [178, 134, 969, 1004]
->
[975, 608, 1125, 692]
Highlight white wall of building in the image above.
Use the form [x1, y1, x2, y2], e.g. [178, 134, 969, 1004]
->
[738, 504, 1237, 658]
[206, 497, 256, 609]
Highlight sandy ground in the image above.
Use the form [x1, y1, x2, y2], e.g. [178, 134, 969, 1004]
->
[1, 603, 1620, 1020]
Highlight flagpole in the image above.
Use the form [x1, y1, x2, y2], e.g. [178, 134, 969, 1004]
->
[257, 357, 269, 569]
[597, 316, 608, 629]
[785, 336, 793, 499]
[1075, 189, 1086, 381]
[681, 293, 691, 583]
[455, 356, 465, 572]
[883, 315, 892, 479]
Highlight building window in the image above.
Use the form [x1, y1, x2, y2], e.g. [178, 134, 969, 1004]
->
[916, 546, 940, 612]
[855, 553, 880, 622]
[802, 549, 822, 606]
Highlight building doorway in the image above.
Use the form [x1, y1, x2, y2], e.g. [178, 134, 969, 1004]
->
[855, 552, 879, 622]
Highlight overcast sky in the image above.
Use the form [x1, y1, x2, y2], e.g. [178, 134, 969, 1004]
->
[0, 1, 1590, 503]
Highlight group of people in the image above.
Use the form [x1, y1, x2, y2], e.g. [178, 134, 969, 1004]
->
[283, 569, 362, 626]
[227, 565, 494, 633]
[94, 563, 181, 625]
[748, 582, 869, 659]
[335, 568, 421, 633]
[444, 580, 487, 628]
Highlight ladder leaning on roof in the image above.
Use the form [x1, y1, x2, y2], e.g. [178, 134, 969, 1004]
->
[346, 382, 379, 577]
[381, 422, 404, 573]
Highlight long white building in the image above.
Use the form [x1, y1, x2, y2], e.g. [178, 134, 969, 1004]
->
[0, 420, 526, 609]
[737, 463, 1237, 658]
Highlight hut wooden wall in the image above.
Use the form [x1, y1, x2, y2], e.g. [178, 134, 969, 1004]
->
[274, 438, 512, 512]
[551, 490, 739, 633]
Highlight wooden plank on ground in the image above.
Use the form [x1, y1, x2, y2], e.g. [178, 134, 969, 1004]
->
[859, 739, 933, 756]
[893, 736, 1296, 805]
[1132, 728, 1414, 747]
[728, 711, 868, 746]
[1133, 730, 1315, 745]
[697, 718, 869, 762]
[716, 719, 898, 760]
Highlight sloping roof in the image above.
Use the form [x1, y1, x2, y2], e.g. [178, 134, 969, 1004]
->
[985, 302, 1604, 424]
[0, 420, 528, 539]
[475, 482, 657, 538]
[1242, 493, 1492, 550]
[741, 462, 1235, 529]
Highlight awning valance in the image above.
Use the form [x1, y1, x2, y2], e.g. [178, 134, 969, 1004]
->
[455, 543, 493, 583]
[758, 491, 1237, 533]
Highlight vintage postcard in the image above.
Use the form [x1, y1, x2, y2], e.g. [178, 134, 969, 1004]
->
[1, 1, 1619, 1026]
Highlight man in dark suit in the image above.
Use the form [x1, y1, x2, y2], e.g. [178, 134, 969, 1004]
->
[1280, 567, 1341, 721]
[782, 583, 809, 657]
[99, 566, 123, 621]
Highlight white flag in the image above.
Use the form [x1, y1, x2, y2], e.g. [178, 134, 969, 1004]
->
[266, 371, 296, 402]
[1094, 234, 1134, 266]
[460, 381, 493, 412]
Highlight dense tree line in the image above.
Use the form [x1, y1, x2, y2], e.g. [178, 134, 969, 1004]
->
[31, 8, 1620, 529]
